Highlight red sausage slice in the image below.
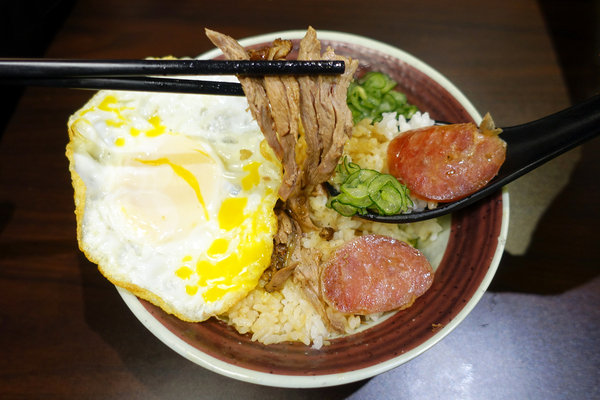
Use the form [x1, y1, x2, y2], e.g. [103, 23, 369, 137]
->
[320, 234, 434, 314]
[387, 122, 506, 202]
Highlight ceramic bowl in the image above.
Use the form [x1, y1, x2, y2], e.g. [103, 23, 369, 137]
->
[117, 30, 509, 388]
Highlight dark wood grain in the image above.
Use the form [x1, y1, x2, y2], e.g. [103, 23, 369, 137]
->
[1, 0, 598, 398]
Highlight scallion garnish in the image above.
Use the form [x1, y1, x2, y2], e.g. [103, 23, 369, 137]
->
[327, 156, 413, 217]
[347, 71, 418, 124]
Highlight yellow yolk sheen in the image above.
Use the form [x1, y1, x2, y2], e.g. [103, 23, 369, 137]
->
[66, 85, 282, 322]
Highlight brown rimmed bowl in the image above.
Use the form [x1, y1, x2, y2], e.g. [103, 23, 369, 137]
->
[117, 30, 509, 388]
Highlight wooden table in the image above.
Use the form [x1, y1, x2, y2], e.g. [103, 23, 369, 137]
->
[1, 0, 598, 398]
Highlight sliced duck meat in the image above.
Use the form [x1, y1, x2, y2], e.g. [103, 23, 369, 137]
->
[204, 29, 284, 163]
[259, 40, 302, 200]
[206, 29, 302, 201]
[264, 208, 301, 292]
[296, 28, 322, 189]
[205, 26, 357, 207]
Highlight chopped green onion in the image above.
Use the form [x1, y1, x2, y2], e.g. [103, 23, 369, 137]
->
[331, 155, 361, 187]
[327, 157, 413, 217]
[347, 71, 418, 124]
[336, 190, 373, 208]
[341, 169, 379, 202]
[329, 198, 360, 217]
[407, 237, 419, 248]
[370, 182, 404, 214]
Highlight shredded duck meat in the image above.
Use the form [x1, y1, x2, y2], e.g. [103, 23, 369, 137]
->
[264, 208, 301, 292]
[205, 27, 358, 331]
[205, 26, 357, 210]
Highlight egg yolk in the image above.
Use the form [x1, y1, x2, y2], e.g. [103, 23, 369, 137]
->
[186, 285, 199, 296]
[97, 95, 119, 113]
[218, 197, 248, 230]
[146, 115, 167, 137]
[97, 95, 131, 127]
[241, 162, 261, 190]
[107, 119, 126, 128]
[136, 157, 210, 221]
[175, 266, 194, 280]
[79, 96, 169, 145]
[194, 232, 272, 302]
[207, 238, 229, 257]
[174, 197, 277, 302]
[114, 136, 220, 245]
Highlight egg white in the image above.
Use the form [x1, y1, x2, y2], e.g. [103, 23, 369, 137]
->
[67, 86, 282, 321]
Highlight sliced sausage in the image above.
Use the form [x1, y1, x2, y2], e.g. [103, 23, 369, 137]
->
[320, 234, 434, 314]
[387, 122, 506, 202]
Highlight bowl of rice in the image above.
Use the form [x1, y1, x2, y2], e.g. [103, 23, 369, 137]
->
[116, 30, 509, 387]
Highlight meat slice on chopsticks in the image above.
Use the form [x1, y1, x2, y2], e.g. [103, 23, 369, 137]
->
[205, 30, 297, 200]
[205, 27, 358, 331]
[205, 27, 358, 224]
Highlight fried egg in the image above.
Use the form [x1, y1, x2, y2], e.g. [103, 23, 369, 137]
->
[66, 83, 282, 322]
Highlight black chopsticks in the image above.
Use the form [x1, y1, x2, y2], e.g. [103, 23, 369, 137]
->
[0, 59, 345, 78]
[2, 77, 247, 96]
[0, 59, 345, 95]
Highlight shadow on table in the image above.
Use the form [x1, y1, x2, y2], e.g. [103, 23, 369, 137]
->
[489, 136, 600, 294]
[539, 0, 600, 103]
[490, 1, 600, 295]
[538, 0, 600, 104]
[77, 253, 367, 399]
[0, 201, 15, 235]
[0, 1, 76, 139]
